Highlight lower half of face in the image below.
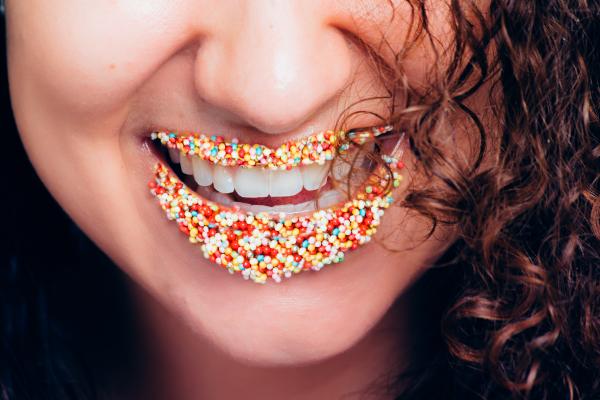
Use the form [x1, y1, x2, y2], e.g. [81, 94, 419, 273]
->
[7, 0, 459, 366]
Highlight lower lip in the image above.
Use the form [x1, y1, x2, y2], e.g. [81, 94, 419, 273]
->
[147, 136, 406, 285]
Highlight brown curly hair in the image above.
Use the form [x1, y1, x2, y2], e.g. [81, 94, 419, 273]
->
[1, 2, 598, 400]
[335, 1, 600, 399]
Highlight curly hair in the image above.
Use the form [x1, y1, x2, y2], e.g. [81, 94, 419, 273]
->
[339, 1, 600, 398]
[1, 1, 599, 400]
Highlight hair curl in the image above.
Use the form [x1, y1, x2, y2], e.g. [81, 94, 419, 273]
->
[341, 0, 600, 398]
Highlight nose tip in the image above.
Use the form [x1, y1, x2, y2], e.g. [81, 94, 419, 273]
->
[193, 5, 352, 134]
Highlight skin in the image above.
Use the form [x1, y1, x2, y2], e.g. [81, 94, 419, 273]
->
[6, 1, 491, 398]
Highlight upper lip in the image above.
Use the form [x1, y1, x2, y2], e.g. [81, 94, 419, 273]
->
[147, 124, 393, 150]
[130, 111, 391, 147]
[138, 122, 340, 150]
[150, 127, 341, 167]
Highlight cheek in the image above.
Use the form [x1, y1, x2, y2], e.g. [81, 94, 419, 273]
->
[5, 0, 190, 256]
[7, 0, 186, 117]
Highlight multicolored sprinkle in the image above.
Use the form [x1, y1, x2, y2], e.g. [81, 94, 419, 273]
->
[148, 126, 405, 284]
[150, 125, 394, 170]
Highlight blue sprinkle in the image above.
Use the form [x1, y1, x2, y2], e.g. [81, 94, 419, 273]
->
[191, 211, 198, 217]
[257, 255, 264, 262]
[211, 148, 218, 156]
[359, 209, 366, 217]
[302, 240, 309, 248]
[255, 147, 263, 155]
[169, 132, 176, 138]
[332, 228, 340, 236]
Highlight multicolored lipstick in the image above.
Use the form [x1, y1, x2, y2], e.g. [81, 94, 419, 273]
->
[149, 126, 406, 284]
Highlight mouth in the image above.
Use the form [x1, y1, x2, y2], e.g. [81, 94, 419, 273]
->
[148, 126, 406, 284]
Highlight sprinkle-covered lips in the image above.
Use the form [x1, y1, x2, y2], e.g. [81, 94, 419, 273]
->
[148, 126, 406, 284]
[150, 125, 394, 169]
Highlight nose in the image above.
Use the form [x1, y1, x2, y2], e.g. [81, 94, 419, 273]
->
[193, 1, 352, 134]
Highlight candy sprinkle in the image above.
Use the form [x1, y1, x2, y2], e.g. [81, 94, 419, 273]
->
[151, 125, 394, 169]
[148, 126, 405, 284]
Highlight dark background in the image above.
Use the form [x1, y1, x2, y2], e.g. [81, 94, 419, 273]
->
[0, 16, 140, 399]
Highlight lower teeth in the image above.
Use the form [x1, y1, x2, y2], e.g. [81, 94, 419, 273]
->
[196, 184, 345, 216]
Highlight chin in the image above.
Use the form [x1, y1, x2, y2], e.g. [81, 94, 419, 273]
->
[149, 247, 406, 368]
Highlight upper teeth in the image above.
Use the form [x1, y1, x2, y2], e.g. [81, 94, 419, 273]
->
[174, 151, 329, 197]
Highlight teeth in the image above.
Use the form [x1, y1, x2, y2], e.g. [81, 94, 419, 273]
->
[236, 202, 273, 215]
[180, 153, 194, 175]
[291, 199, 317, 214]
[192, 158, 213, 186]
[331, 145, 374, 182]
[272, 203, 298, 213]
[301, 162, 329, 191]
[231, 201, 296, 216]
[210, 191, 234, 207]
[235, 168, 270, 198]
[195, 184, 213, 199]
[269, 168, 303, 197]
[229, 189, 344, 216]
[168, 148, 180, 164]
[332, 157, 351, 181]
[176, 155, 344, 210]
[318, 189, 345, 208]
[213, 165, 235, 193]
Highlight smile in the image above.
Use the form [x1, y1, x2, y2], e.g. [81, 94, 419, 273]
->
[148, 126, 406, 284]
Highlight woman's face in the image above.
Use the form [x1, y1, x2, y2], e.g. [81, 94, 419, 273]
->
[6, 1, 468, 365]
